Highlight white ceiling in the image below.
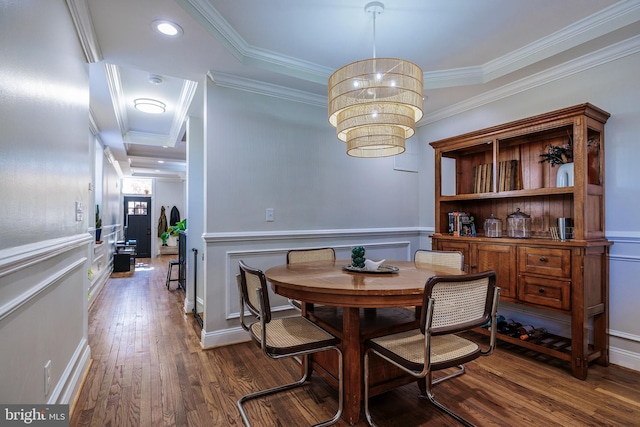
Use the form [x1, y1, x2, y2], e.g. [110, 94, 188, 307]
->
[71, 0, 640, 179]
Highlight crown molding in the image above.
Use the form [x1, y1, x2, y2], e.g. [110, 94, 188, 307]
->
[168, 80, 199, 146]
[183, 0, 640, 90]
[124, 130, 173, 146]
[208, 32, 640, 121]
[105, 63, 196, 148]
[179, 0, 335, 84]
[421, 34, 640, 125]
[480, 0, 640, 85]
[88, 109, 99, 136]
[207, 71, 326, 108]
[103, 63, 129, 135]
[65, 0, 102, 63]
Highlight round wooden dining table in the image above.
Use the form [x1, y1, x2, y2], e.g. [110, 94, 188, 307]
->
[265, 260, 464, 425]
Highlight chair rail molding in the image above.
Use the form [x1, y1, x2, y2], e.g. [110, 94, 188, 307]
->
[0, 234, 93, 279]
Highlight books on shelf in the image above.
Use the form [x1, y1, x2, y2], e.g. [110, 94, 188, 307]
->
[498, 159, 520, 192]
[472, 160, 519, 193]
[448, 211, 476, 237]
[472, 163, 492, 193]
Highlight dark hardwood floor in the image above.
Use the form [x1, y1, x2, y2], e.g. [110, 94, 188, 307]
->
[70, 255, 640, 426]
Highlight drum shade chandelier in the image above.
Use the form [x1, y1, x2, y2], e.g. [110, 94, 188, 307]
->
[328, 1, 424, 158]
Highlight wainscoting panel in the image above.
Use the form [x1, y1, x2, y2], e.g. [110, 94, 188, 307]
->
[224, 239, 414, 321]
[0, 234, 93, 404]
[607, 233, 640, 371]
[201, 227, 422, 349]
[201, 229, 640, 374]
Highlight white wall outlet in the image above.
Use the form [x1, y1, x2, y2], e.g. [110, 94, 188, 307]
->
[265, 208, 274, 222]
[44, 360, 51, 397]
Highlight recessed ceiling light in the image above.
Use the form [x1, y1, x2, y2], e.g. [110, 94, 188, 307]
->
[158, 160, 165, 163]
[153, 20, 183, 37]
[134, 98, 166, 114]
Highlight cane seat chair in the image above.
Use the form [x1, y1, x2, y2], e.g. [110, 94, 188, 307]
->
[412, 249, 466, 385]
[286, 248, 336, 310]
[237, 260, 343, 427]
[363, 271, 500, 427]
[414, 249, 465, 271]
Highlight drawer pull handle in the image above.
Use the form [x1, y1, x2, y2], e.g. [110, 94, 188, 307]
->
[538, 288, 545, 294]
[539, 256, 547, 262]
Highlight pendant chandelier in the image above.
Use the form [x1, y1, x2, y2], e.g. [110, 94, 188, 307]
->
[328, 1, 424, 158]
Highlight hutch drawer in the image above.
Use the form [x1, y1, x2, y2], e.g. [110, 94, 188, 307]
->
[518, 246, 571, 279]
[518, 275, 571, 311]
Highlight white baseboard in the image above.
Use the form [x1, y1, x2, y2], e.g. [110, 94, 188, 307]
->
[201, 325, 250, 349]
[609, 346, 640, 372]
[50, 338, 92, 405]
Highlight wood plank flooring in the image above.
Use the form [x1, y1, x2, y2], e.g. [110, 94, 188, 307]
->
[70, 255, 640, 426]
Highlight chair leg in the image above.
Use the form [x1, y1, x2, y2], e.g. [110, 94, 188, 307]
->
[431, 364, 465, 385]
[416, 364, 465, 395]
[238, 350, 343, 427]
[363, 349, 378, 427]
[419, 374, 475, 427]
[366, 350, 473, 427]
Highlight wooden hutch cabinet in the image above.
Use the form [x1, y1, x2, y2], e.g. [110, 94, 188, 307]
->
[430, 104, 611, 379]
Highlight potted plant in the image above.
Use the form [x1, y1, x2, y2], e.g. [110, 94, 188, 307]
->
[539, 134, 598, 187]
[168, 218, 186, 236]
[539, 133, 573, 167]
[95, 205, 103, 243]
[160, 219, 186, 247]
[160, 231, 169, 246]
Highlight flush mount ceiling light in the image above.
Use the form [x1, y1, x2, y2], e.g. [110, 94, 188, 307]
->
[134, 98, 166, 114]
[152, 19, 183, 37]
[328, 1, 424, 158]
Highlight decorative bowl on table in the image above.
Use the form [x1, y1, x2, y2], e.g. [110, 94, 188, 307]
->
[342, 260, 399, 274]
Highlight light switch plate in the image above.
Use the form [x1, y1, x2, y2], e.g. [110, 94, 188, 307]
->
[75, 201, 83, 221]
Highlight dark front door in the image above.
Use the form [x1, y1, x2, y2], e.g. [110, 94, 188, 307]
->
[124, 196, 152, 258]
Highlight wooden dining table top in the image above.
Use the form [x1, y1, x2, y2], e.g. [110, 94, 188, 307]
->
[265, 260, 465, 308]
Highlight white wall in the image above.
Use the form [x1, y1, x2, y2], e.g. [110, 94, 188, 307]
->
[200, 80, 422, 343]
[185, 115, 205, 318]
[154, 179, 186, 254]
[0, 0, 92, 403]
[417, 47, 640, 371]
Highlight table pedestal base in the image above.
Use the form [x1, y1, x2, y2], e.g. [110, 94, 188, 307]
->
[306, 306, 419, 425]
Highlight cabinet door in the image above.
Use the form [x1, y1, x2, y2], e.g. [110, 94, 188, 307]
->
[434, 240, 470, 272]
[474, 243, 517, 300]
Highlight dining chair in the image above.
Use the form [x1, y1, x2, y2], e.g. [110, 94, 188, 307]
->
[286, 248, 336, 310]
[413, 249, 467, 385]
[414, 249, 465, 271]
[236, 260, 343, 427]
[363, 271, 500, 427]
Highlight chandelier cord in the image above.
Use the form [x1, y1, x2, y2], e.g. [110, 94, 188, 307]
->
[371, 8, 377, 58]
